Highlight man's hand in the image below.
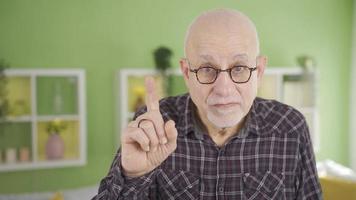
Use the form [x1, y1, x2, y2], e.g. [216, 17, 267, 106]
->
[121, 76, 178, 178]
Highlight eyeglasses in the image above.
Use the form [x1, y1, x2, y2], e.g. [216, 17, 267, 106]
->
[189, 65, 257, 84]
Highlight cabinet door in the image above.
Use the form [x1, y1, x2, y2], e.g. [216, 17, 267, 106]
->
[36, 75, 81, 161]
[36, 76, 78, 116]
[6, 76, 32, 117]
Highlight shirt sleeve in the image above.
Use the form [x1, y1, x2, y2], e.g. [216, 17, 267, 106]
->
[295, 119, 323, 199]
[91, 148, 159, 200]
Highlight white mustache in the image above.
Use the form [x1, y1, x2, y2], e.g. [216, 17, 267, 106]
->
[207, 96, 240, 105]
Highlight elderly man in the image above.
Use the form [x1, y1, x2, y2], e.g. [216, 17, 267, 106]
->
[93, 9, 322, 199]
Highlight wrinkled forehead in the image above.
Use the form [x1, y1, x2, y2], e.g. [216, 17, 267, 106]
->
[184, 9, 259, 63]
[197, 53, 250, 66]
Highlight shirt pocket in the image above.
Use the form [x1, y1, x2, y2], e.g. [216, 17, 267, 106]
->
[243, 171, 284, 200]
[157, 168, 200, 200]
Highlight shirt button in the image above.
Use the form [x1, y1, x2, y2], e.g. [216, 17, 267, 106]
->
[219, 187, 224, 192]
[219, 149, 225, 155]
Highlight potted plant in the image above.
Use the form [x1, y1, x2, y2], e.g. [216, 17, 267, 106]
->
[46, 118, 67, 160]
[0, 59, 9, 139]
[153, 46, 173, 96]
[0, 59, 9, 120]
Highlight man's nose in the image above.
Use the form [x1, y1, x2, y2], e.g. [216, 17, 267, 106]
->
[212, 71, 235, 95]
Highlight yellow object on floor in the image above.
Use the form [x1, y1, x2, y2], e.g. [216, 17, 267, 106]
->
[320, 176, 356, 200]
[49, 192, 64, 200]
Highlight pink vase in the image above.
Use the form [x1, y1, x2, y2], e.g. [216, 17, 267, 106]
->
[46, 134, 65, 160]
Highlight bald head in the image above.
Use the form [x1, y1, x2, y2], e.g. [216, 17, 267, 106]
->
[180, 8, 266, 132]
[184, 9, 260, 61]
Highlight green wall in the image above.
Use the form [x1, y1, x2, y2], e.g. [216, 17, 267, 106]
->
[0, 0, 353, 194]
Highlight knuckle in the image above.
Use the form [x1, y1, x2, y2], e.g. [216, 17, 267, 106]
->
[143, 137, 150, 145]
[133, 129, 145, 140]
[150, 138, 159, 146]
[140, 120, 154, 129]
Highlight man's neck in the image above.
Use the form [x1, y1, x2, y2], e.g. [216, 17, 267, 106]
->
[195, 108, 246, 147]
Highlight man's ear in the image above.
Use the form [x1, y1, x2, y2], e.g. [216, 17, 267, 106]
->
[180, 58, 190, 82]
[256, 55, 267, 86]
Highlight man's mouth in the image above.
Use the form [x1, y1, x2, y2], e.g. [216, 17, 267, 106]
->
[211, 102, 239, 109]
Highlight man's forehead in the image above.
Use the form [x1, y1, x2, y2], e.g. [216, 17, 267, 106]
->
[199, 54, 248, 60]
[185, 9, 260, 58]
[191, 9, 252, 30]
[197, 54, 249, 63]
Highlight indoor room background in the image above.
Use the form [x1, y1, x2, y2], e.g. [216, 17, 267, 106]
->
[0, 0, 355, 197]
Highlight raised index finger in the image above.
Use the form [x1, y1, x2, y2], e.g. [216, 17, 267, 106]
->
[145, 76, 160, 111]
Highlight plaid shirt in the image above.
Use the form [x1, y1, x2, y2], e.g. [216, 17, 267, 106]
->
[93, 93, 322, 200]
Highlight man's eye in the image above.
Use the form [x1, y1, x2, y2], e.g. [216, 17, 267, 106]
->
[232, 66, 245, 73]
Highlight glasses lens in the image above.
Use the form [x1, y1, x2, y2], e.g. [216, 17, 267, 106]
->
[197, 67, 217, 83]
[231, 66, 250, 83]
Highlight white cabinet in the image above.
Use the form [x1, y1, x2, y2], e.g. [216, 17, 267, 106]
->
[258, 67, 319, 151]
[0, 69, 86, 171]
[118, 67, 318, 150]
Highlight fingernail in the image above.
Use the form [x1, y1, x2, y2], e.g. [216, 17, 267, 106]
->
[145, 146, 150, 152]
[161, 137, 168, 144]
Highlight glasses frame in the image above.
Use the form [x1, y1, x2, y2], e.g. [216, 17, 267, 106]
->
[189, 65, 257, 84]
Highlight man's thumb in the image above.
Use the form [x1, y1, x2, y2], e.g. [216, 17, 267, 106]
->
[164, 120, 178, 142]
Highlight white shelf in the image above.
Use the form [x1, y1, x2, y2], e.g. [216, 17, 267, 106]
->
[0, 69, 87, 172]
[0, 159, 86, 172]
[0, 115, 32, 123]
[36, 115, 79, 122]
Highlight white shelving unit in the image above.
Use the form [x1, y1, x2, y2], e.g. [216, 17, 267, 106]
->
[117, 67, 319, 150]
[259, 67, 319, 151]
[0, 69, 87, 172]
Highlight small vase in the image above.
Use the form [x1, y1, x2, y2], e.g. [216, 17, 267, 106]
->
[46, 133, 65, 160]
[5, 148, 17, 163]
[19, 147, 30, 162]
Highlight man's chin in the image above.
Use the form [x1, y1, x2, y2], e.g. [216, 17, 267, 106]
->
[207, 112, 243, 129]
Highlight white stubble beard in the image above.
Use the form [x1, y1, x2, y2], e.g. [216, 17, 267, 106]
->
[206, 103, 245, 129]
